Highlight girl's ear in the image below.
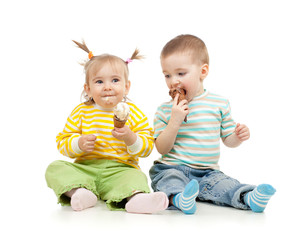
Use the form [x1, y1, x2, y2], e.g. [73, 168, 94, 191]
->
[125, 80, 131, 95]
[200, 64, 209, 80]
[84, 83, 91, 97]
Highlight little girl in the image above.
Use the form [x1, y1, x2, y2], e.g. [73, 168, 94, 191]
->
[45, 40, 168, 214]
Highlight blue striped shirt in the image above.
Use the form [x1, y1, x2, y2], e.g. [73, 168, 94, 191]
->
[154, 90, 236, 169]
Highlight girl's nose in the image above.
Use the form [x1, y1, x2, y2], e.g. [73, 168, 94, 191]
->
[104, 82, 112, 90]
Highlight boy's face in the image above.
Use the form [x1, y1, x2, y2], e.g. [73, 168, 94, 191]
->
[161, 52, 208, 102]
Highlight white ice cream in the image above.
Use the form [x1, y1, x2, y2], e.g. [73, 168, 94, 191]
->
[113, 102, 130, 121]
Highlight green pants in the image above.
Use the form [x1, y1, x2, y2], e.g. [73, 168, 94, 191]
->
[45, 159, 150, 211]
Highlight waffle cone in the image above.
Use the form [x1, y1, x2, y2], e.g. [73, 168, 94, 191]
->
[169, 88, 186, 103]
[114, 115, 127, 128]
[169, 88, 188, 122]
[177, 92, 186, 103]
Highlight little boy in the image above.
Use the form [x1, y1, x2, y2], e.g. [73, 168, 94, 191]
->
[150, 34, 275, 214]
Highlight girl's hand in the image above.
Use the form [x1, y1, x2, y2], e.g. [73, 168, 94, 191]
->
[78, 134, 97, 152]
[235, 123, 250, 142]
[170, 94, 189, 126]
[112, 126, 137, 146]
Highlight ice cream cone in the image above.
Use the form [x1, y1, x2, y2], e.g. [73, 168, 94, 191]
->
[177, 89, 186, 103]
[169, 88, 188, 122]
[169, 88, 186, 103]
[113, 102, 130, 128]
[113, 115, 127, 128]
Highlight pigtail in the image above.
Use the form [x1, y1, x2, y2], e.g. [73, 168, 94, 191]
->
[125, 48, 144, 64]
[72, 40, 94, 59]
[72, 40, 90, 53]
[130, 48, 144, 60]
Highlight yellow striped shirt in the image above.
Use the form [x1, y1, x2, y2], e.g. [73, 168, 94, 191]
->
[56, 102, 154, 169]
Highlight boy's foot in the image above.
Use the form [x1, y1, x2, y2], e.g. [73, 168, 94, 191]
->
[244, 184, 276, 212]
[172, 179, 199, 214]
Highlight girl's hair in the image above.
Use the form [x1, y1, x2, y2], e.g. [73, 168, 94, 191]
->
[72, 40, 143, 105]
[161, 34, 209, 65]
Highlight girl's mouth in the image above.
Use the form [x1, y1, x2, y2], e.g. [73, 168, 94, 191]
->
[103, 95, 115, 103]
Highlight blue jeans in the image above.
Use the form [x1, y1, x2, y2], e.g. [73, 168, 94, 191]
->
[149, 163, 255, 210]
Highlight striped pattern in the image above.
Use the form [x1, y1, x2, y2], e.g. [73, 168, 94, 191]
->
[244, 184, 276, 212]
[173, 179, 199, 214]
[154, 90, 236, 169]
[56, 102, 154, 169]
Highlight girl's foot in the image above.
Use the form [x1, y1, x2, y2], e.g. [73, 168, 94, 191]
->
[65, 188, 97, 211]
[125, 192, 169, 214]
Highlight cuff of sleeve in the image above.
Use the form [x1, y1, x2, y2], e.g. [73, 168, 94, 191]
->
[71, 137, 84, 155]
[127, 135, 143, 155]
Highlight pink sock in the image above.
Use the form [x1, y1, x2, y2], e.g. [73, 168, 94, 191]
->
[65, 188, 97, 211]
[125, 192, 169, 214]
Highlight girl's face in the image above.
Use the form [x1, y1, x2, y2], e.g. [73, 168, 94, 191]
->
[161, 52, 208, 102]
[84, 62, 130, 109]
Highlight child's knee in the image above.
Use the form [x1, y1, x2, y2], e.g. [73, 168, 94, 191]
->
[156, 168, 187, 183]
[152, 169, 189, 193]
[45, 160, 63, 178]
[46, 160, 66, 171]
[199, 171, 240, 199]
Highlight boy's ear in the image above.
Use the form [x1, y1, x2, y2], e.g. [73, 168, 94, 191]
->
[200, 64, 209, 80]
[125, 80, 131, 95]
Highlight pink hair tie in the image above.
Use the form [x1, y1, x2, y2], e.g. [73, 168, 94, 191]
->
[125, 58, 133, 64]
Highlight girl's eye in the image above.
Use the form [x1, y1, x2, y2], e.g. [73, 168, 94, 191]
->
[112, 78, 120, 83]
[96, 80, 103, 84]
[178, 72, 186, 76]
[165, 74, 170, 78]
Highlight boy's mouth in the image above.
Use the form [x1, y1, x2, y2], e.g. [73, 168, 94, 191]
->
[169, 88, 187, 99]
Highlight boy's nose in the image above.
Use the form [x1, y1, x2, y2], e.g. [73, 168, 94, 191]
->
[171, 77, 180, 87]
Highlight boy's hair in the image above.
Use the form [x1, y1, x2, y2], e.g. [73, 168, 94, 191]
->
[72, 40, 143, 105]
[161, 34, 209, 65]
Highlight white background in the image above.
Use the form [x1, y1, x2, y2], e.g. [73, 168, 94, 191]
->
[1, 0, 300, 239]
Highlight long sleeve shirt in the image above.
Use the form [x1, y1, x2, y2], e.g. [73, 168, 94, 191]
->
[56, 102, 154, 169]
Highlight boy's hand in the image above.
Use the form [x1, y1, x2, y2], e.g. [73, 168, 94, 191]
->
[235, 123, 250, 142]
[170, 94, 189, 126]
[112, 126, 137, 146]
[78, 134, 97, 152]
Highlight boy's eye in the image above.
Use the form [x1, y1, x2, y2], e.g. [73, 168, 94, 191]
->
[112, 78, 120, 83]
[165, 74, 170, 78]
[178, 72, 186, 76]
[96, 80, 103, 84]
